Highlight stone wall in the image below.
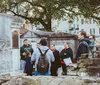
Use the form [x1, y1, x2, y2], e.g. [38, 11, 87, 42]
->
[0, 15, 12, 73]
[0, 14, 21, 73]
[1, 73, 100, 85]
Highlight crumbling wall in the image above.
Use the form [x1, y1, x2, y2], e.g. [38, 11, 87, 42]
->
[0, 15, 12, 73]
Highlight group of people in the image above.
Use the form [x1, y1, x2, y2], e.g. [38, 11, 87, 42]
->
[20, 31, 95, 76]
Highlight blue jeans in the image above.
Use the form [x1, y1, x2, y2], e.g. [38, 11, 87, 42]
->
[35, 70, 50, 76]
[20, 60, 26, 73]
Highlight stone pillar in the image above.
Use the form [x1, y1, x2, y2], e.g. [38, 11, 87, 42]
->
[0, 15, 12, 73]
[0, 14, 22, 73]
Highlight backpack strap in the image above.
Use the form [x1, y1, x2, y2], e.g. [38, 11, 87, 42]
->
[38, 48, 43, 55]
[38, 48, 49, 55]
[44, 49, 49, 55]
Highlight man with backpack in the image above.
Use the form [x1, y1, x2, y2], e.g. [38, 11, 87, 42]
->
[76, 31, 90, 61]
[31, 39, 55, 76]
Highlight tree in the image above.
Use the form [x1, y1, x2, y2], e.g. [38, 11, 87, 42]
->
[0, 0, 100, 31]
[0, 0, 78, 31]
[74, 0, 100, 21]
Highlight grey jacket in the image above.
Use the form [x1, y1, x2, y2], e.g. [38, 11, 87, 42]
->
[31, 46, 55, 71]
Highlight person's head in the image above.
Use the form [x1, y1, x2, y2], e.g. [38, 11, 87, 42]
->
[64, 42, 70, 48]
[89, 34, 95, 41]
[78, 31, 86, 39]
[26, 52, 31, 57]
[40, 39, 47, 46]
[23, 39, 29, 46]
[50, 44, 55, 50]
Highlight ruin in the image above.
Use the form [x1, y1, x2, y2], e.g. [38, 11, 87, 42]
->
[0, 14, 23, 73]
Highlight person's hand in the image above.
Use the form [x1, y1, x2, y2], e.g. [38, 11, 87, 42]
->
[23, 52, 26, 56]
[28, 54, 31, 57]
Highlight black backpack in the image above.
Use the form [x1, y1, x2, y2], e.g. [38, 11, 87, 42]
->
[37, 48, 49, 74]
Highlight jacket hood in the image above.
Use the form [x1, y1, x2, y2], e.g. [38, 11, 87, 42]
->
[39, 46, 49, 52]
[80, 38, 91, 45]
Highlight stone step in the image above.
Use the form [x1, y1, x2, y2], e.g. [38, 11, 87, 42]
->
[87, 66, 100, 73]
[95, 51, 100, 58]
[86, 58, 100, 66]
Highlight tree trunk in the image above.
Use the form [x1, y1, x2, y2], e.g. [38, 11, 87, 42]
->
[46, 18, 52, 31]
[44, 13, 52, 31]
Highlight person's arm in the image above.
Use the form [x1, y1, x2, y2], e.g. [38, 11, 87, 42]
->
[57, 50, 61, 67]
[76, 43, 87, 60]
[75, 45, 80, 61]
[50, 50, 55, 62]
[69, 48, 73, 62]
[20, 47, 25, 57]
[20, 47, 22, 56]
[31, 48, 34, 55]
[31, 50, 36, 62]
[60, 49, 64, 61]
[79, 43, 88, 54]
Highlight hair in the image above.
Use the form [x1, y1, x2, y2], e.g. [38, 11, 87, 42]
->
[91, 35, 95, 40]
[65, 41, 70, 45]
[80, 31, 86, 38]
[50, 44, 55, 46]
[26, 52, 31, 57]
[23, 39, 28, 42]
[40, 39, 47, 46]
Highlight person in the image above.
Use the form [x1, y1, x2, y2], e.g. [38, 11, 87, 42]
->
[89, 34, 95, 46]
[50, 44, 61, 76]
[76, 31, 90, 61]
[25, 52, 33, 76]
[20, 39, 33, 73]
[89, 34, 96, 58]
[31, 39, 55, 76]
[60, 42, 73, 75]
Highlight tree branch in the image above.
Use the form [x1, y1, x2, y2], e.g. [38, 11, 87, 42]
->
[91, 15, 100, 20]
[26, 0, 46, 12]
[10, 10, 47, 28]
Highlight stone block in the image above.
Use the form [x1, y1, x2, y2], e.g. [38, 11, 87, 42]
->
[22, 76, 41, 85]
[79, 68, 87, 72]
[0, 73, 11, 84]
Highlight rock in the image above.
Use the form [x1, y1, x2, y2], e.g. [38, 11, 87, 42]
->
[0, 73, 11, 84]
[96, 78, 100, 83]
[22, 76, 41, 85]
[83, 79, 95, 83]
[1, 73, 100, 85]
[79, 68, 87, 72]
[78, 63, 86, 68]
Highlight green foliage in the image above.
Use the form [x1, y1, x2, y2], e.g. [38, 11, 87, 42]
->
[0, 0, 100, 31]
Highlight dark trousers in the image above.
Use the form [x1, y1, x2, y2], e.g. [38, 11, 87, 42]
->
[51, 66, 58, 76]
[25, 57, 33, 76]
[61, 64, 67, 75]
[51, 63, 59, 76]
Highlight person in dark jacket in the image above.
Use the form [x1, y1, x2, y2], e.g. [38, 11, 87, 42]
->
[50, 44, 61, 76]
[25, 52, 33, 76]
[20, 39, 33, 73]
[60, 42, 73, 75]
[76, 31, 90, 61]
